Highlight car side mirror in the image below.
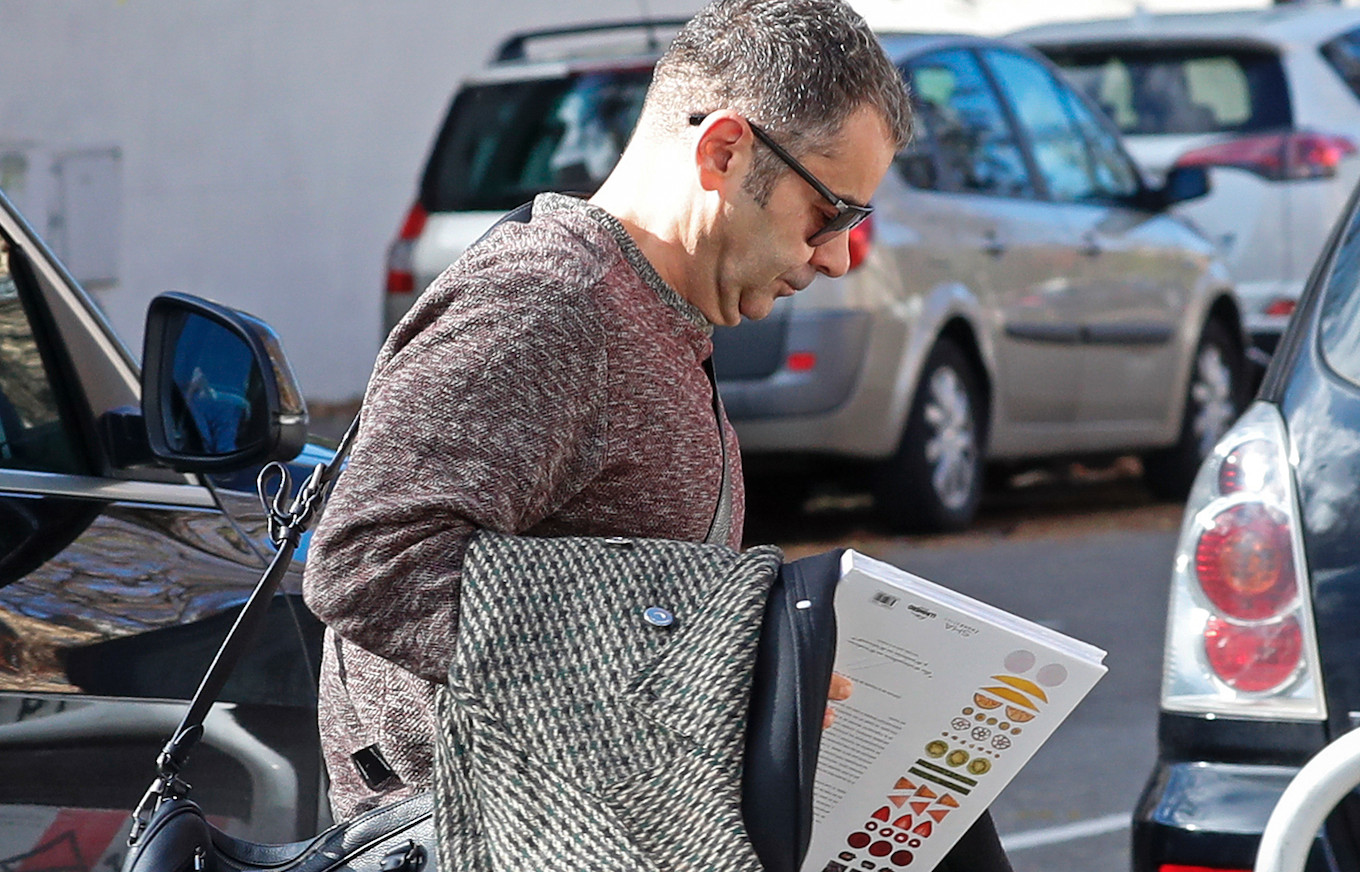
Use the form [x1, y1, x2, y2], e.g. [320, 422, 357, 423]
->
[1159, 165, 1210, 207]
[141, 292, 308, 472]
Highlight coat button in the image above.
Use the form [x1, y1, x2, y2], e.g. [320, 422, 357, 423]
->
[643, 606, 675, 627]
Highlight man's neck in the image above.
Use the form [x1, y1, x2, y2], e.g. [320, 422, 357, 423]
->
[589, 154, 716, 323]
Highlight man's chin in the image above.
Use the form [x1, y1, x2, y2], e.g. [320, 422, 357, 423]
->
[738, 292, 782, 322]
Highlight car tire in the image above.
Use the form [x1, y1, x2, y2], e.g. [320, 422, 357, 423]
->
[1143, 319, 1244, 501]
[875, 338, 985, 533]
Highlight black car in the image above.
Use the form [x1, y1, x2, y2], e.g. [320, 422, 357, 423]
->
[1133, 174, 1360, 870]
[0, 189, 331, 870]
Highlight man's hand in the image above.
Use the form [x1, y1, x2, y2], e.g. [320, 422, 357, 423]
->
[823, 672, 852, 729]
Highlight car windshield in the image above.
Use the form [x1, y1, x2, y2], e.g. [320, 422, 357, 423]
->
[421, 70, 652, 212]
[1042, 47, 1290, 135]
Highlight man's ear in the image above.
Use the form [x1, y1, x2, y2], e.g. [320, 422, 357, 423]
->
[695, 113, 753, 193]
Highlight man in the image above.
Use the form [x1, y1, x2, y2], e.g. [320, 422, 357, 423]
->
[303, 0, 911, 819]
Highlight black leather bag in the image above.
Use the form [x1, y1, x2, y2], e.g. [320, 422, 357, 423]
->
[124, 794, 433, 872]
[744, 548, 843, 871]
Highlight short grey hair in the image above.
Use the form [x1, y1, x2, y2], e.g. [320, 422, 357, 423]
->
[641, 0, 913, 205]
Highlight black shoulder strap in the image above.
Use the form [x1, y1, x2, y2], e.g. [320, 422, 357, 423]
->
[471, 200, 534, 249]
[129, 415, 362, 843]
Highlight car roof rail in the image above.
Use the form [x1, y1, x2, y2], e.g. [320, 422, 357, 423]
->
[494, 18, 690, 63]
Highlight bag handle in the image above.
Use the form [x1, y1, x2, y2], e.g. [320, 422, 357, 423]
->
[128, 415, 361, 845]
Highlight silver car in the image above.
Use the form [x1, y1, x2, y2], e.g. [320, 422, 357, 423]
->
[716, 34, 1245, 531]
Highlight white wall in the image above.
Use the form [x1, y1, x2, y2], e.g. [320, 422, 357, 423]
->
[0, 0, 1312, 403]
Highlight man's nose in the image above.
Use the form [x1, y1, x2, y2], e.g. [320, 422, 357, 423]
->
[810, 232, 851, 278]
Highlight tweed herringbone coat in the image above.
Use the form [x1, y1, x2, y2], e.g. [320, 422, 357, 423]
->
[433, 532, 783, 871]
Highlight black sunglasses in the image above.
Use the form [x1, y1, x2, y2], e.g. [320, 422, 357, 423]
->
[689, 113, 873, 246]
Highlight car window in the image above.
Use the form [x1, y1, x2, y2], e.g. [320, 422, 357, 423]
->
[1318, 196, 1360, 388]
[1043, 47, 1291, 135]
[1322, 27, 1360, 101]
[902, 49, 1034, 199]
[1054, 82, 1142, 200]
[422, 70, 651, 212]
[984, 49, 1098, 203]
[0, 240, 85, 474]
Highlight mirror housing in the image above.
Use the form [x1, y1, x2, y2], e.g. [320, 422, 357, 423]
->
[141, 292, 308, 472]
[1159, 165, 1211, 208]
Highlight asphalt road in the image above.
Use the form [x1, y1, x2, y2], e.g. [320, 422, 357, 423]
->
[746, 463, 1185, 872]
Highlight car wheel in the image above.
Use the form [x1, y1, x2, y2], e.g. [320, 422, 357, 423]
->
[875, 339, 984, 532]
[1144, 319, 1244, 501]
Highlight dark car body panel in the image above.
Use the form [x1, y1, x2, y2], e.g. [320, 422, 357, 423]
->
[0, 190, 328, 869]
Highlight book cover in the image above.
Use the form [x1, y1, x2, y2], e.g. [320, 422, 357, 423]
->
[803, 550, 1108, 872]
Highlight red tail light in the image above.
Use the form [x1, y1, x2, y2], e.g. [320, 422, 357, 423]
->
[1163, 404, 1324, 718]
[1204, 615, 1303, 693]
[847, 214, 873, 271]
[1216, 439, 1276, 495]
[1264, 298, 1297, 318]
[1174, 131, 1357, 181]
[385, 202, 428, 295]
[1194, 502, 1296, 621]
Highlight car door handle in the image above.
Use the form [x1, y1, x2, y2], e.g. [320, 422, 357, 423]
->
[983, 232, 1006, 258]
[1080, 232, 1102, 257]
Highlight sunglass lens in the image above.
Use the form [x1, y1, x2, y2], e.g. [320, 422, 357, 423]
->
[809, 208, 870, 246]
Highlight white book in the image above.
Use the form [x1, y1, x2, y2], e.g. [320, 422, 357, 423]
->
[802, 550, 1108, 872]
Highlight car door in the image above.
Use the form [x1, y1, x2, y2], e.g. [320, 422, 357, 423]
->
[983, 47, 1195, 442]
[901, 48, 1084, 450]
[0, 211, 324, 872]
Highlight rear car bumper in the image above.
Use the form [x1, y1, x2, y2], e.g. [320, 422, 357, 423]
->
[716, 308, 873, 420]
[1134, 761, 1334, 872]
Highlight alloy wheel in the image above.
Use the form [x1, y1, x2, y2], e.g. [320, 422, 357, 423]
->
[922, 365, 978, 512]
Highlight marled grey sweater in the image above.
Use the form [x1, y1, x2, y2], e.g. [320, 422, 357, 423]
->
[302, 194, 744, 818]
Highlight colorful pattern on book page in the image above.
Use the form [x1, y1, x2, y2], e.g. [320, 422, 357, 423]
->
[818, 649, 1069, 871]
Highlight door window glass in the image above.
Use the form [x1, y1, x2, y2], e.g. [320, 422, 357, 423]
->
[903, 49, 1034, 198]
[1055, 83, 1142, 200]
[1318, 199, 1360, 387]
[985, 49, 1095, 203]
[0, 240, 84, 474]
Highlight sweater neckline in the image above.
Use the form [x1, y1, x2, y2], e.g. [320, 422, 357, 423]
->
[534, 193, 713, 338]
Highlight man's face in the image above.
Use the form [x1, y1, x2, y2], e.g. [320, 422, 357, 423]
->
[713, 106, 897, 326]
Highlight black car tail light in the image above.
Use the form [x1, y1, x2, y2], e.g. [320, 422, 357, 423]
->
[1193, 502, 1296, 621]
[1161, 403, 1325, 720]
[1203, 614, 1303, 694]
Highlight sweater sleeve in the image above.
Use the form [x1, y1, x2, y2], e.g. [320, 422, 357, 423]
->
[302, 264, 608, 683]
